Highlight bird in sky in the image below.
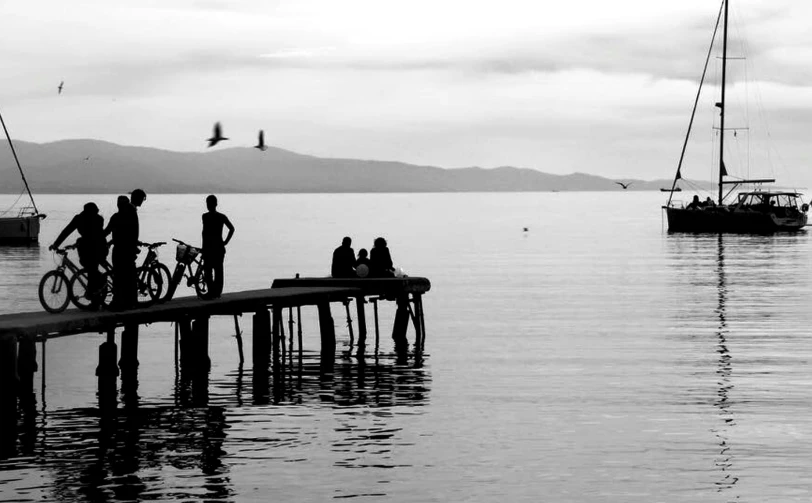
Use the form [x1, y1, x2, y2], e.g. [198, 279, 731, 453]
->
[615, 181, 633, 189]
[207, 122, 228, 147]
[57, 81, 64, 94]
[83, 156, 90, 161]
[254, 130, 267, 151]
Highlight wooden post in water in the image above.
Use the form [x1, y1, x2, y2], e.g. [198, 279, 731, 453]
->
[192, 316, 211, 372]
[391, 295, 410, 357]
[16, 336, 37, 410]
[0, 336, 19, 430]
[355, 296, 367, 357]
[253, 309, 271, 372]
[272, 307, 282, 370]
[119, 323, 139, 382]
[178, 318, 194, 371]
[317, 302, 336, 357]
[95, 329, 119, 406]
[372, 297, 380, 353]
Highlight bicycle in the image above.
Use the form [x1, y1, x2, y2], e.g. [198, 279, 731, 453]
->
[136, 241, 172, 302]
[69, 246, 161, 310]
[164, 238, 209, 301]
[39, 244, 86, 313]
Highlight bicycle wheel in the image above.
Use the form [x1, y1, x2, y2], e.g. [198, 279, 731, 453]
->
[38, 270, 71, 313]
[99, 271, 115, 309]
[194, 266, 210, 300]
[151, 262, 172, 302]
[136, 267, 159, 307]
[69, 269, 94, 310]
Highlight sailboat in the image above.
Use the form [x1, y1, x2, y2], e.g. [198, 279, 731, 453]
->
[0, 110, 45, 244]
[662, 0, 808, 233]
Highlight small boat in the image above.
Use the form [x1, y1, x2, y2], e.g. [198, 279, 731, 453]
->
[0, 110, 45, 244]
[662, 0, 807, 233]
[660, 187, 682, 193]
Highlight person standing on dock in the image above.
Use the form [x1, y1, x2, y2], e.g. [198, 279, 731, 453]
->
[370, 237, 395, 278]
[331, 236, 356, 278]
[105, 189, 146, 310]
[50, 202, 107, 307]
[202, 194, 235, 299]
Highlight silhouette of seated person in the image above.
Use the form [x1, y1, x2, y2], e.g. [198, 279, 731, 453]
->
[369, 237, 396, 278]
[331, 236, 356, 278]
[355, 248, 371, 278]
[686, 195, 702, 210]
[704, 197, 715, 207]
[50, 202, 107, 307]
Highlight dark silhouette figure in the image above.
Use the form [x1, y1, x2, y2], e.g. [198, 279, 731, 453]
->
[369, 237, 395, 278]
[202, 195, 235, 299]
[50, 202, 106, 307]
[331, 237, 356, 278]
[687, 195, 702, 210]
[207, 122, 228, 147]
[355, 248, 371, 278]
[57, 81, 64, 94]
[105, 189, 146, 309]
[254, 130, 267, 151]
[615, 181, 633, 189]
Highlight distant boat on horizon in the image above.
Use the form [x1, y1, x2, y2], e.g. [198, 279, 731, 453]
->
[660, 187, 682, 193]
[0, 110, 45, 244]
[662, 0, 807, 233]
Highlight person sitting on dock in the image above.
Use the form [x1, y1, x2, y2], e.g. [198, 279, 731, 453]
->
[370, 237, 395, 278]
[355, 248, 371, 278]
[687, 195, 702, 210]
[331, 236, 356, 278]
[50, 202, 107, 308]
[202, 194, 235, 299]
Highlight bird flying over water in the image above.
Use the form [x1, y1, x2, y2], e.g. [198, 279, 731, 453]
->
[615, 181, 633, 189]
[207, 122, 228, 147]
[57, 81, 64, 94]
[254, 130, 267, 151]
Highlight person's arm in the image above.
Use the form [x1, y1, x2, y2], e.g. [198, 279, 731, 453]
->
[223, 216, 235, 246]
[50, 216, 79, 250]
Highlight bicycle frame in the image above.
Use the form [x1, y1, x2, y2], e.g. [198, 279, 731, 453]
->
[165, 239, 206, 300]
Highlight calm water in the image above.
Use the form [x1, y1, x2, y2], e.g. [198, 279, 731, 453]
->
[1, 192, 811, 502]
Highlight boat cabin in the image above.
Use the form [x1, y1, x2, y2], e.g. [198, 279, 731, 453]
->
[732, 191, 804, 209]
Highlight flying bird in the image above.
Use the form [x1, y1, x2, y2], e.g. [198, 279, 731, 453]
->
[207, 122, 228, 147]
[615, 181, 633, 189]
[254, 130, 267, 151]
[57, 81, 64, 94]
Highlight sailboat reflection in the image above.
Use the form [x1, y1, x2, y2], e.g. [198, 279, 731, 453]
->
[712, 234, 737, 493]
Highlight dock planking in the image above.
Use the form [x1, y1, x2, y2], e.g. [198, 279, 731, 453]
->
[0, 286, 361, 341]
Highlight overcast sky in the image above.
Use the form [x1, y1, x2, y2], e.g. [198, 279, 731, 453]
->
[2, 0, 812, 186]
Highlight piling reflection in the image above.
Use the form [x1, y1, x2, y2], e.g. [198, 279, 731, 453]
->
[0, 351, 429, 502]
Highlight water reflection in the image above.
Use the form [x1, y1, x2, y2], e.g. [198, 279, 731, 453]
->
[0, 352, 429, 502]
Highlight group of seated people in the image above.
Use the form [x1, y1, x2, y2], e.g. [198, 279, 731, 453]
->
[331, 236, 396, 278]
[686, 195, 717, 210]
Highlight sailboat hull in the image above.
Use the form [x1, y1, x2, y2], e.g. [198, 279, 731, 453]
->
[0, 215, 41, 244]
[665, 206, 807, 233]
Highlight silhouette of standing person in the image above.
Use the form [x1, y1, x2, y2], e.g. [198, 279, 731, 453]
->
[369, 237, 395, 278]
[202, 195, 234, 299]
[50, 202, 107, 308]
[331, 236, 356, 278]
[105, 189, 146, 309]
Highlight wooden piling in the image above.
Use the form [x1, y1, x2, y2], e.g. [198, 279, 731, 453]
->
[317, 302, 336, 356]
[355, 296, 367, 356]
[252, 309, 271, 372]
[372, 297, 380, 353]
[16, 336, 37, 409]
[392, 296, 410, 356]
[178, 318, 193, 370]
[272, 307, 282, 369]
[0, 336, 19, 427]
[119, 323, 139, 377]
[95, 329, 118, 406]
[192, 316, 211, 372]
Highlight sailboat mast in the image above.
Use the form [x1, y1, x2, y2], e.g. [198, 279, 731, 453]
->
[718, 0, 729, 205]
[0, 111, 39, 215]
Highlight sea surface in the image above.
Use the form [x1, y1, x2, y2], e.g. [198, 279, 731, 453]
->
[1, 192, 811, 502]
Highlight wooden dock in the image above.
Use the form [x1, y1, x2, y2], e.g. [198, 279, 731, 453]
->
[0, 277, 430, 430]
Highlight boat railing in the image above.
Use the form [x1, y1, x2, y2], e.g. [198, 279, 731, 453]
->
[16, 206, 39, 218]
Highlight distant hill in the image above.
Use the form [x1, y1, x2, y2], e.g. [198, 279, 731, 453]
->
[0, 139, 693, 194]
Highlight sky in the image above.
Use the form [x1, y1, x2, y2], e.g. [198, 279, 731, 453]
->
[2, 0, 812, 187]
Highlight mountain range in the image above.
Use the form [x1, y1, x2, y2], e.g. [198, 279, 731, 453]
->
[1, 139, 688, 194]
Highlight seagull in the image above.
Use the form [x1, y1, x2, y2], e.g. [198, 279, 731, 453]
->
[58, 81, 64, 94]
[254, 129, 267, 151]
[523, 227, 529, 232]
[207, 122, 228, 147]
[615, 181, 633, 189]
[83, 156, 91, 161]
